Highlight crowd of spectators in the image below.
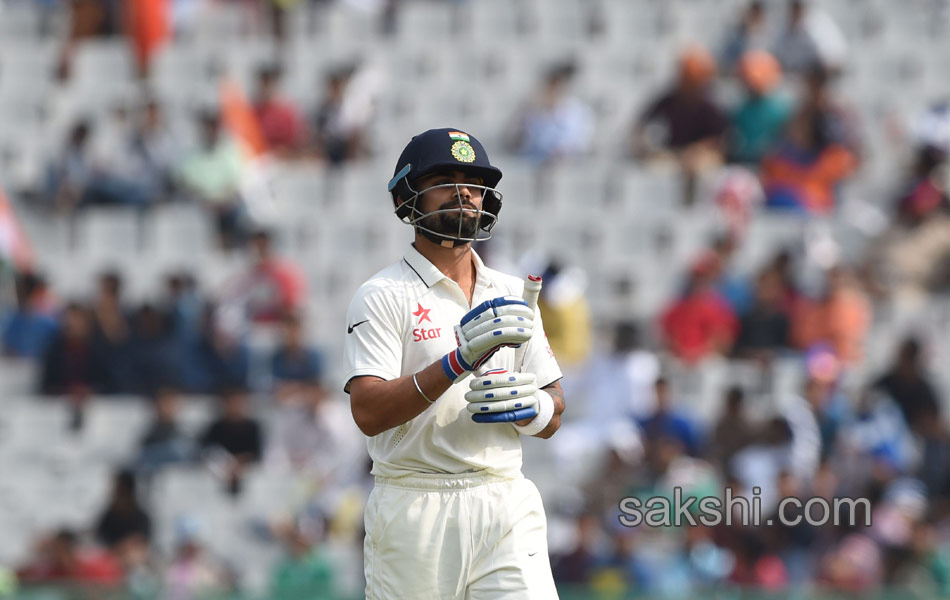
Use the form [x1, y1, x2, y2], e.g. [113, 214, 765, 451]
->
[2, 0, 950, 598]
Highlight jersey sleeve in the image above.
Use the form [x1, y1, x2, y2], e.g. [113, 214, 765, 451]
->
[521, 304, 562, 389]
[342, 284, 405, 393]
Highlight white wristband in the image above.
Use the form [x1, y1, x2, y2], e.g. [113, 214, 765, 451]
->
[512, 389, 554, 436]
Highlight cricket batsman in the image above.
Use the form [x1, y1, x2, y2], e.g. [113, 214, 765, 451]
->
[343, 128, 566, 598]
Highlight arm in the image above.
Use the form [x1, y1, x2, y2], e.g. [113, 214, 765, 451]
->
[349, 359, 453, 437]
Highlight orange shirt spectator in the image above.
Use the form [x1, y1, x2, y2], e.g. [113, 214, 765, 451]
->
[792, 268, 870, 363]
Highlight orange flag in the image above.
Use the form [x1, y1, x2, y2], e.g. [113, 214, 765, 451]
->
[220, 78, 269, 159]
[126, 0, 169, 74]
[0, 189, 33, 272]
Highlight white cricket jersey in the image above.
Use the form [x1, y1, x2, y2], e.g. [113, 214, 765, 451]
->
[343, 244, 562, 479]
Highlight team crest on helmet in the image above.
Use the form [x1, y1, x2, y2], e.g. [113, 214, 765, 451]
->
[451, 140, 476, 163]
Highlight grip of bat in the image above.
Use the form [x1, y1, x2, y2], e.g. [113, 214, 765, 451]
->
[513, 275, 542, 373]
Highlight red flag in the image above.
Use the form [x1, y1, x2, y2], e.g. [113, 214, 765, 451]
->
[126, 0, 169, 74]
[0, 189, 33, 272]
[220, 78, 269, 158]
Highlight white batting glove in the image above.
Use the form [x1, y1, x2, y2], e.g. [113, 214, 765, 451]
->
[441, 296, 534, 382]
[465, 369, 540, 423]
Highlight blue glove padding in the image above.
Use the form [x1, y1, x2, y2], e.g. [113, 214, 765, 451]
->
[471, 406, 538, 423]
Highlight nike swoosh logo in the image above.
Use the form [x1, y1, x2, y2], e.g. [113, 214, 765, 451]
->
[528, 552, 538, 557]
[347, 320, 369, 334]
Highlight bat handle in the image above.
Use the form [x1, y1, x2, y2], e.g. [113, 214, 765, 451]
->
[514, 275, 542, 373]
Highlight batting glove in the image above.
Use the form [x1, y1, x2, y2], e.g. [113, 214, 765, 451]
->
[465, 369, 539, 423]
[441, 296, 535, 382]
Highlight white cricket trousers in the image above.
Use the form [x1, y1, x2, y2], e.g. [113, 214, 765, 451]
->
[363, 472, 559, 600]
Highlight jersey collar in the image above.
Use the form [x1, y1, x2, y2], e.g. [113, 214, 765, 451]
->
[403, 244, 491, 291]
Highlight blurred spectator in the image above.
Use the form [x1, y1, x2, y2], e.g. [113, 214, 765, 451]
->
[728, 50, 793, 165]
[719, 1, 770, 74]
[90, 271, 133, 393]
[252, 64, 307, 157]
[127, 97, 180, 204]
[177, 109, 247, 250]
[44, 120, 95, 211]
[200, 388, 263, 495]
[270, 312, 324, 396]
[161, 517, 231, 600]
[633, 45, 726, 202]
[266, 381, 363, 483]
[873, 337, 941, 431]
[710, 386, 756, 471]
[186, 304, 251, 393]
[137, 388, 194, 471]
[39, 303, 106, 395]
[16, 528, 123, 585]
[535, 261, 592, 368]
[2, 272, 58, 359]
[269, 520, 337, 599]
[771, 0, 847, 76]
[637, 377, 701, 457]
[660, 257, 738, 363]
[706, 235, 753, 315]
[869, 142, 950, 308]
[507, 60, 594, 164]
[127, 303, 178, 395]
[575, 321, 660, 421]
[761, 67, 858, 214]
[551, 513, 604, 586]
[310, 63, 376, 165]
[94, 469, 152, 550]
[791, 266, 871, 363]
[219, 229, 305, 326]
[731, 417, 796, 510]
[733, 267, 792, 360]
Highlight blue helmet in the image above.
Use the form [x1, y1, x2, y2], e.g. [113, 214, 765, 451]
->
[388, 128, 503, 244]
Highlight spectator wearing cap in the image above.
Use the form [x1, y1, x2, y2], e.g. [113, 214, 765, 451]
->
[633, 45, 727, 203]
[252, 64, 308, 158]
[507, 60, 594, 164]
[729, 51, 793, 165]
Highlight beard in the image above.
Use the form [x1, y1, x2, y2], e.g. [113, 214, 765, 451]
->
[419, 202, 481, 239]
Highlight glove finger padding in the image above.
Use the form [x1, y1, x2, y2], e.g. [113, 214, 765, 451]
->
[467, 370, 537, 391]
[465, 370, 538, 414]
[462, 313, 533, 341]
[466, 393, 539, 414]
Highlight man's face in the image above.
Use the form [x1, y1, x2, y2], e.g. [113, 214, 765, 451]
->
[412, 170, 486, 240]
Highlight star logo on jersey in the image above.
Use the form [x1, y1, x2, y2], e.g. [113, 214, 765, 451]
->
[412, 303, 432, 325]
